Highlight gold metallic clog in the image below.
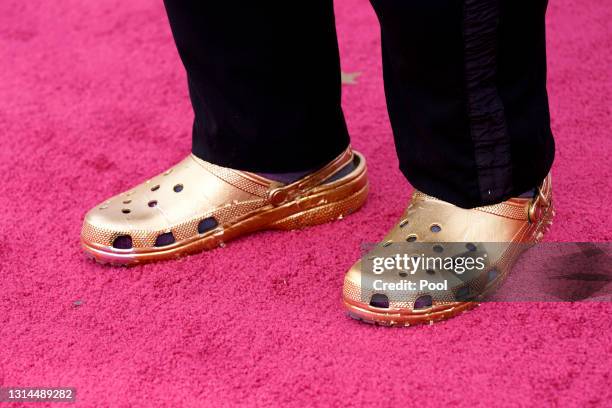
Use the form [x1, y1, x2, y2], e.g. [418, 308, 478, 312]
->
[343, 174, 554, 326]
[82, 147, 368, 265]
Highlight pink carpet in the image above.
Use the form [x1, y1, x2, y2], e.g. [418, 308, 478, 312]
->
[1, 0, 611, 406]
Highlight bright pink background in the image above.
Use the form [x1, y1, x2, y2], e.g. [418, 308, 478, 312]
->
[1, 0, 610, 406]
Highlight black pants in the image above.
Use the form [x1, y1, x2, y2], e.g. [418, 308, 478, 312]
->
[164, 0, 554, 208]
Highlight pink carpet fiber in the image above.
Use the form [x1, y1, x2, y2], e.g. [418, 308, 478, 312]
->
[1, 0, 611, 406]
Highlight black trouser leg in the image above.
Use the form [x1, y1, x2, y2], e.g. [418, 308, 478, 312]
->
[163, 1, 349, 173]
[371, 0, 555, 208]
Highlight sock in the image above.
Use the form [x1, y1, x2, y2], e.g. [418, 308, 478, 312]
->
[257, 169, 317, 184]
[518, 188, 536, 198]
[257, 159, 357, 185]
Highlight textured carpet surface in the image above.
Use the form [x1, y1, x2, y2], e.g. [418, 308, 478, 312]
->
[1, 0, 611, 406]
